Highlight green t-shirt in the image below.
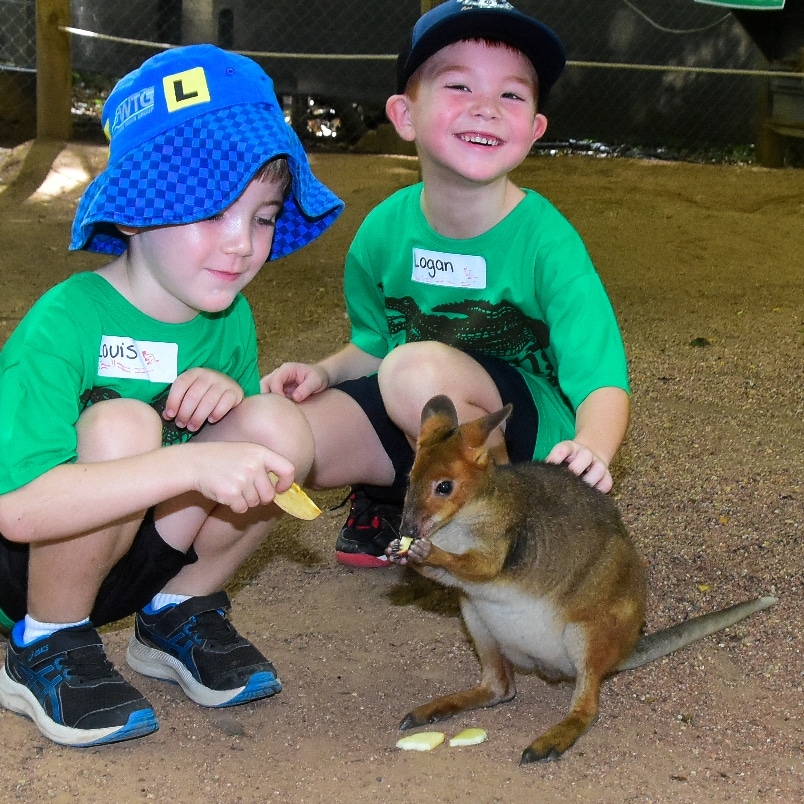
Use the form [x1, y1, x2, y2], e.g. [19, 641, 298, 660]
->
[344, 185, 629, 459]
[0, 272, 260, 494]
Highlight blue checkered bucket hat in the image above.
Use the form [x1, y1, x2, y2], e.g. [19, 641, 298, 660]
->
[70, 44, 343, 260]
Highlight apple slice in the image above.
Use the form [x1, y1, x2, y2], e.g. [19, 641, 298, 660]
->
[449, 728, 487, 747]
[396, 536, 415, 556]
[395, 731, 445, 751]
[268, 473, 321, 520]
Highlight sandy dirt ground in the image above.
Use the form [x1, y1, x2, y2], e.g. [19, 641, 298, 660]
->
[0, 141, 802, 803]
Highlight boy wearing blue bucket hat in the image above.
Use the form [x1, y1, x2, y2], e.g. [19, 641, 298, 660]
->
[263, 0, 630, 568]
[0, 44, 342, 746]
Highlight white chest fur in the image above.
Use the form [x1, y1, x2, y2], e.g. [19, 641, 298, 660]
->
[463, 585, 578, 677]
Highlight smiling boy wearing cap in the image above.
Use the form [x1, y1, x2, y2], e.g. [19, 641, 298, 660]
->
[263, 0, 631, 568]
[0, 44, 342, 746]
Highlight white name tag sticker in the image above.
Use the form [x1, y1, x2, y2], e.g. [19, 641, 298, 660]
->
[411, 248, 487, 289]
[97, 337, 179, 384]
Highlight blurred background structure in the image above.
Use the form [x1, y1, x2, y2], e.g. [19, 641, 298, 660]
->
[1, 0, 803, 165]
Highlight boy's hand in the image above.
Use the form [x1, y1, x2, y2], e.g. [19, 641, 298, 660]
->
[164, 368, 244, 431]
[191, 442, 296, 515]
[260, 362, 329, 402]
[545, 440, 613, 493]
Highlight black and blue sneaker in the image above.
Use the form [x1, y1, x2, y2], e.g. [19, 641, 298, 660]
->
[0, 622, 158, 747]
[126, 591, 281, 708]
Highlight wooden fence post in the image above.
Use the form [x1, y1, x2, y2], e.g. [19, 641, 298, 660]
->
[36, 0, 72, 141]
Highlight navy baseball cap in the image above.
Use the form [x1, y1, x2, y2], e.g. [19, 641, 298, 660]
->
[71, 44, 344, 260]
[396, 0, 566, 105]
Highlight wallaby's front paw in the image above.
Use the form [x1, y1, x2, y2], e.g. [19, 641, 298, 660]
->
[406, 537, 431, 564]
[388, 535, 429, 565]
[390, 535, 414, 556]
[387, 536, 415, 564]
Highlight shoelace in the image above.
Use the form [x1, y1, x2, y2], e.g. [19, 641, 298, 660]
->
[330, 489, 362, 513]
[332, 491, 372, 527]
[188, 610, 243, 646]
[60, 645, 118, 683]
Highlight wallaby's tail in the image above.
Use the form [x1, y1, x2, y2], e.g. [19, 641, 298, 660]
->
[616, 595, 777, 672]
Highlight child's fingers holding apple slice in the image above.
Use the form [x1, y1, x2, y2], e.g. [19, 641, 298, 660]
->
[267, 472, 322, 520]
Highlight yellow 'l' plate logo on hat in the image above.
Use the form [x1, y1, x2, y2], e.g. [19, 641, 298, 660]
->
[162, 67, 211, 112]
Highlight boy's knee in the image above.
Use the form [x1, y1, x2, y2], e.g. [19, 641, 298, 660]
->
[77, 398, 163, 462]
[222, 394, 315, 476]
[379, 341, 453, 388]
[377, 341, 457, 429]
[378, 341, 461, 406]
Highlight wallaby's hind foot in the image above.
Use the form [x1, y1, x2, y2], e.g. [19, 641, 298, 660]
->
[400, 630, 517, 731]
[520, 711, 600, 764]
[518, 660, 607, 764]
[399, 684, 513, 731]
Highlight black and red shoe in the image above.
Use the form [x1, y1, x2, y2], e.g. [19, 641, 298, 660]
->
[334, 487, 403, 568]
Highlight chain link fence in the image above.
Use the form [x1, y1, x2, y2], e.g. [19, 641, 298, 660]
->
[2, 0, 803, 156]
[0, 0, 35, 71]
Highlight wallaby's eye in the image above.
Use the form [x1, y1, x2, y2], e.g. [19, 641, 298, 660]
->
[434, 480, 453, 497]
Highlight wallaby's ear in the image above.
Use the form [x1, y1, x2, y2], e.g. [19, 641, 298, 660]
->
[461, 404, 513, 451]
[421, 395, 459, 427]
[418, 395, 459, 448]
[458, 404, 513, 468]
[487, 403, 513, 437]
[417, 396, 512, 459]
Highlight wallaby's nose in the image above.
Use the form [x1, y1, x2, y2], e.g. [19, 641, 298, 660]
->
[399, 513, 420, 541]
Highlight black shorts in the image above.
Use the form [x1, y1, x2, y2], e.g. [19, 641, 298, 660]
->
[0, 508, 197, 631]
[334, 351, 538, 503]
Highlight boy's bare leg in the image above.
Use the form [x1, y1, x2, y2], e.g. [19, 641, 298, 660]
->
[26, 392, 316, 618]
[25, 399, 163, 624]
[378, 341, 509, 463]
[295, 388, 400, 568]
[296, 388, 396, 490]
[153, 392, 315, 595]
[121, 393, 311, 708]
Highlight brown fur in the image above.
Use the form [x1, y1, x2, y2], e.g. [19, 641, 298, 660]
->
[397, 394, 775, 764]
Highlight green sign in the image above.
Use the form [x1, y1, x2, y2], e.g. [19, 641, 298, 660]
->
[695, 0, 785, 8]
